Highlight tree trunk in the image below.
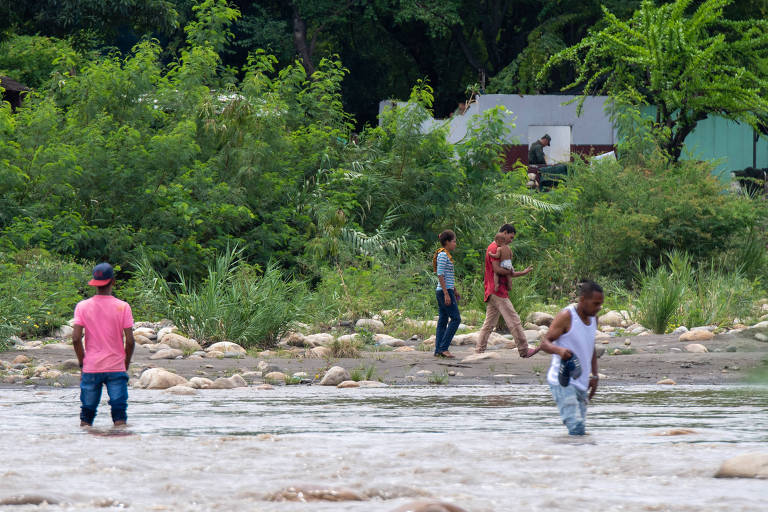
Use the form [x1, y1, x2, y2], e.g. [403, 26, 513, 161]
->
[292, 4, 315, 76]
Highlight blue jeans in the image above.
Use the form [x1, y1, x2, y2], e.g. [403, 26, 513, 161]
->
[435, 289, 461, 354]
[80, 372, 129, 425]
[549, 383, 588, 435]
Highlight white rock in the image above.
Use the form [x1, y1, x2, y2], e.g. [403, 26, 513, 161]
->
[528, 312, 554, 326]
[309, 346, 331, 358]
[691, 325, 717, 332]
[461, 352, 501, 363]
[156, 326, 178, 340]
[133, 327, 156, 339]
[374, 334, 405, 347]
[335, 334, 359, 343]
[164, 385, 198, 396]
[320, 366, 350, 386]
[355, 318, 385, 332]
[358, 380, 387, 387]
[679, 330, 714, 342]
[210, 374, 248, 389]
[134, 334, 153, 345]
[685, 343, 708, 353]
[160, 333, 202, 351]
[292, 372, 308, 378]
[137, 368, 188, 389]
[206, 341, 246, 354]
[599, 311, 624, 327]
[149, 348, 184, 360]
[672, 326, 689, 334]
[264, 371, 287, 382]
[304, 333, 335, 346]
[750, 321, 768, 329]
[715, 453, 768, 479]
[283, 331, 308, 347]
[188, 377, 214, 389]
[52, 325, 73, 338]
[416, 370, 433, 376]
[754, 333, 768, 342]
[147, 343, 170, 353]
[337, 380, 360, 388]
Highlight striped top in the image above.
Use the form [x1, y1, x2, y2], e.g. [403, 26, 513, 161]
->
[435, 251, 455, 291]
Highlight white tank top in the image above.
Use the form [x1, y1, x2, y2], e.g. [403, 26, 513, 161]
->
[546, 305, 597, 391]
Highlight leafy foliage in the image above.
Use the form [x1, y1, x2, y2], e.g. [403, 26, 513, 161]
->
[541, 0, 768, 161]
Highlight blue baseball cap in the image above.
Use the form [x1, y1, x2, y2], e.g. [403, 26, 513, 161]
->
[88, 262, 114, 286]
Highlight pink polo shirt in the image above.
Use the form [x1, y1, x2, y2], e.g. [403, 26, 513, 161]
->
[73, 295, 134, 373]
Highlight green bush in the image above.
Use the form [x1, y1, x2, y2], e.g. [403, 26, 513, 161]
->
[0, 250, 88, 346]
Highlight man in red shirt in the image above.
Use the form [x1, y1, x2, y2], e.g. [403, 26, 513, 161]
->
[475, 224, 539, 357]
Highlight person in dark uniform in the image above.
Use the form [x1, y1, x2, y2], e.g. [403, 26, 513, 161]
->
[528, 134, 551, 165]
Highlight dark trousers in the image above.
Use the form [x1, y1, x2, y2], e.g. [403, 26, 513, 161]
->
[80, 371, 129, 425]
[435, 289, 461, 354]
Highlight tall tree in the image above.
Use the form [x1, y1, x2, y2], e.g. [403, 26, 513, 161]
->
[540, 0, 768, 161]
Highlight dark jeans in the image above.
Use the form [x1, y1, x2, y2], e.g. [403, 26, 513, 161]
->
[80, 371, 129, 425]
[435, 289, 461, 354]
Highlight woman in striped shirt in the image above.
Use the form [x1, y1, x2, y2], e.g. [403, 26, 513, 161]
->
[433, 229, 461, 358]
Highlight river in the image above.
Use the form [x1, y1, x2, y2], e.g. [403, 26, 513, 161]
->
[1, 384, 766, 511]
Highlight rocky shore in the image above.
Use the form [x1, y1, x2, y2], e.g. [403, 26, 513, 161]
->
[2, 309, 767, 391]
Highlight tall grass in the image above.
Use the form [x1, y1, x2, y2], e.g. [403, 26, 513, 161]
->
[634, 251, 757, 332]
[635, 261, 686, 333]
[132, 247, 305, 348]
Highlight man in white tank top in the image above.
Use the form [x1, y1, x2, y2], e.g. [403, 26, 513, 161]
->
[539, 281, 604, 435]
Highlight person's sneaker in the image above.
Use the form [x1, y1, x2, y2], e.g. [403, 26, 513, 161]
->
[558, 354, 582, 387]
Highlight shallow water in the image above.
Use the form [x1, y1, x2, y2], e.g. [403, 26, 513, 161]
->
[0, 384, 766, 511]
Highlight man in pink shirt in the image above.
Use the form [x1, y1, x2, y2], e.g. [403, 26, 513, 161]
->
[72, 263, 135, 427]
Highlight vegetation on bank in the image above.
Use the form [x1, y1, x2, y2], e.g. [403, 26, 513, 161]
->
[1, 1, 767, 350]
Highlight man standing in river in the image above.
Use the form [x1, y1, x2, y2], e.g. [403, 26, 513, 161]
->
[72, 263, 135, 427]
[475, 224, 538, 357]
[539, 281, 603, 435]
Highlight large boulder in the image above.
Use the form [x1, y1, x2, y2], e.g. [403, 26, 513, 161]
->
[679, 330, 714, 342]
[599, 311, 624, 327]
[206, 341, 247, 355]
[320, 366, 350, 386]
[715, 453, 768, 479]
[136, 368, 188, 389]
[528, 312, 554, 326]
[355, 318, 385, 332]
[160, 333, 202, 351]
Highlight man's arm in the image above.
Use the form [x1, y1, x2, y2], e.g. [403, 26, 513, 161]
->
[123, 328, 135, 370]
[491, 258, 533, 278]
[72, 325, 85, 368]
[589, 319, 599, 398]
[539, 310, 572, 360]
[588, 345, 599, 399]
